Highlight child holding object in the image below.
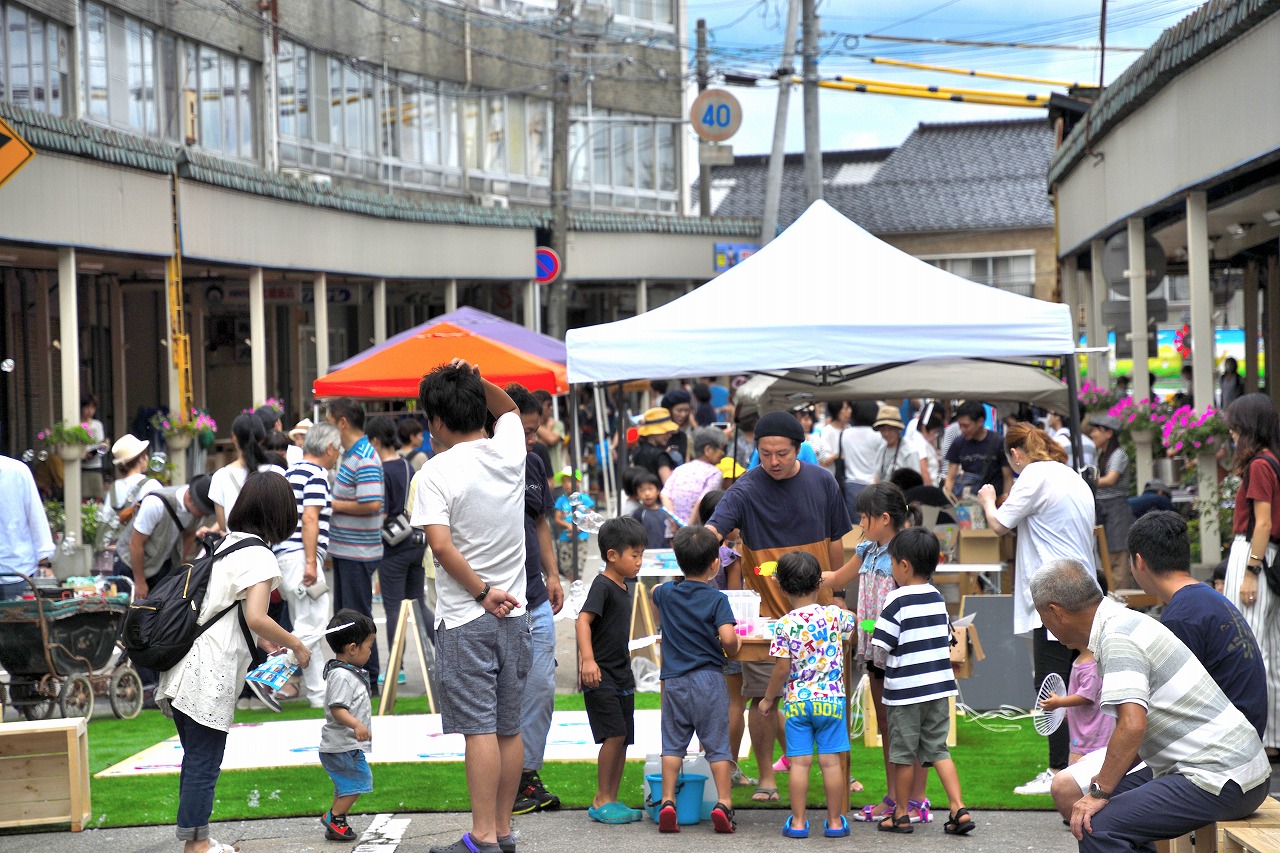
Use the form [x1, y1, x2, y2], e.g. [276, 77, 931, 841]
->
[319, 610, 377, 842]
[759, 551, 858, 839]
[1041, 647, 1114, 764]
[651, 524, 741, 834]
[871, 528, 974, 835]
[577, 516, 648, 825]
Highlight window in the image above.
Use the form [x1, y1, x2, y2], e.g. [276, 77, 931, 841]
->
[924, 253, 1036, 297]
[278, 39, 309, 139]
[187, 43, 254, 159]
[0, 2, 66, 115]
[82, 4, 169, 132]
[84, 3, 106, 118]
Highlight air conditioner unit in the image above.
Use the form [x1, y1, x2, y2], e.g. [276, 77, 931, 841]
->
[479, 194, 510, 209]
[310, 173, 332, 188]
[577, 1, 613, 31]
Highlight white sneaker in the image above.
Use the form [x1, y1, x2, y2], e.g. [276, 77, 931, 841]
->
[1014, 768, 1055, 795]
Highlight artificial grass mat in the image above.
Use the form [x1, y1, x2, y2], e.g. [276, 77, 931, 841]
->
[81, 694, 1054, 829]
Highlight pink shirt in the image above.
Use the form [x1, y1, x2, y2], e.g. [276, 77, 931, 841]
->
[660, 459, 723, 524]
[1067, 659, 1115, 754]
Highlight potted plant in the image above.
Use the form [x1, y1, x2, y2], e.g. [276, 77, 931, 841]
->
[1078, 381, 1123, 416]
[1109, 397, 1170, 439]
[1160, 405, 1230, 458]
[38, 420, 97, 462]
[150, 409, 216, 452]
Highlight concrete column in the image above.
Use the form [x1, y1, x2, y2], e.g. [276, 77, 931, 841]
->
[1060, 254, 1078, 320]
[445, 279, 458, 314]
[1086, 239, 1107, 387]
[373, 278, 387, 344]
[1127, 218, 1153, 490]
[58, 247, 82, 546]
[635, 279, 649, 315]
[523, 279, 538, 331]
[249, 268, 267, 406]
[1244, 260, 1259, 394]
[110, 278, 127, 435]
[1186, 191, 1220, 563]
[314, 272, 329, 378]
[1268, 257, 1280, 411]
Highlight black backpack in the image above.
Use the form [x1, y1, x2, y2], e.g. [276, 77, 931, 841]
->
[122, 535, 267, 671]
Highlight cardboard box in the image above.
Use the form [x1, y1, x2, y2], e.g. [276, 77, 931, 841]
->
[950, 624, 985, 679]
[958, 529, 1001, 564]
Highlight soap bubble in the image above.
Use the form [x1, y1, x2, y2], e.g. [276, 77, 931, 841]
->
[149, 452, 167, 472]
[0, 358, 13, 372]
[37, 450, 48, 462]
[21, 449, 34, 463]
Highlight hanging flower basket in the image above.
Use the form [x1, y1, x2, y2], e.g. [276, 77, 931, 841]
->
[1161, 406, 1230, 457]
[1108, 397, 1170, 438]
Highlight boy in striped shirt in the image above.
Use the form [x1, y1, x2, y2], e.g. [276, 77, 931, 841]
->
[871, 527, 974, 836]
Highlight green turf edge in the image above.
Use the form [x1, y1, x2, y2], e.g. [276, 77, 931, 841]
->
[78, 696, 1054, 829]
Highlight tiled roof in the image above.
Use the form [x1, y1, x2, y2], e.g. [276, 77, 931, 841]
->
[1049, 0, 1280, 187]
[0, 101, 760, 236]
[696, 118, 1055, 233]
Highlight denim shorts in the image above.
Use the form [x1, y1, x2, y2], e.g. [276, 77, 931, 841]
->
[661, 667, 731, 762]
[783, 698, 850, 757]
[320, 749, 374, 797]
[435, 613, 532, 736]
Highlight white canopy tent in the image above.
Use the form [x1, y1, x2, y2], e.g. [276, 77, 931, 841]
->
[565, 200, 1075, 383]
[734, 359, 1072, 416]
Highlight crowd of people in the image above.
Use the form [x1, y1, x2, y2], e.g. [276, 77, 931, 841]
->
[4, 362, 1280, 853]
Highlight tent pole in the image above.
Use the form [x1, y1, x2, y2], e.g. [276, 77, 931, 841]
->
[569, 384, 582, 583]
[616, 381, 629, 518]
[1064, 354, 1084, 472]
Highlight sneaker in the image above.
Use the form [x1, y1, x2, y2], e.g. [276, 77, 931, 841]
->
[321, 810, 356, 841]
[1014, 768, 1055, 795]
[514, 770, 560, 813]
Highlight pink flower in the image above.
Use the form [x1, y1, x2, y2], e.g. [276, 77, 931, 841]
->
[1175, 441, 1184, 451]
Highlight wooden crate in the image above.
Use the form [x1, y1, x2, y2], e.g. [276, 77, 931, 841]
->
[1220, 826, 1280, 853]
[0, 718, 90, 832]
[1164, 799, 1280, 853]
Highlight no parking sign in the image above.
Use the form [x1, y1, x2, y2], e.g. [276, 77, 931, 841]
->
[535, 246, 561, 284]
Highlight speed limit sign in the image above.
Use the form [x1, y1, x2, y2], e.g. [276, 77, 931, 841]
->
[690, 89, 742, 143]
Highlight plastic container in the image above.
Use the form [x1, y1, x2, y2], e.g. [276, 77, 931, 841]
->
[643, 773, 707, 825]
[682, 753, 717, 819]
[724, 590, 761, 637]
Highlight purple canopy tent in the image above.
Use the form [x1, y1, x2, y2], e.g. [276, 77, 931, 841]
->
[327, 306, 567, 373]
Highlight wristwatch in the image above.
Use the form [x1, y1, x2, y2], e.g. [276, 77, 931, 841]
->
[1246, 562, 1262, 576]
[474, 583, 491, 603]
[1087, 782, 1111, 800]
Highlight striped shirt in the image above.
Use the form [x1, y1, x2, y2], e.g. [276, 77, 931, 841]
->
[1089, 595, 1269, 795]
[871, 583, 957, 706]
[329, 435, 384, 562]
[274, 461, 332, 563]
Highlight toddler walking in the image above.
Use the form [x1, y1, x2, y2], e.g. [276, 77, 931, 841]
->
[319, 610, 377, 841]
[1041, 648, 1114, 764]
[760, 552, 858, 838]
[871, 528, 974, 836]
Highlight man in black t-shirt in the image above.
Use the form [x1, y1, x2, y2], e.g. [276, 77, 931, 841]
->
[508, 385, 566, 816]
[942, 401, 1012, 500]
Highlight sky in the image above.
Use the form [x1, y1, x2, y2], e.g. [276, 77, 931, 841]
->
[685, 0, 1203, 155]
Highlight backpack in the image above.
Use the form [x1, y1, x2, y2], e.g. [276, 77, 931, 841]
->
[122, 535, 268, 672]
[117, 490, 187, 578]
[95, 477, 157, 552]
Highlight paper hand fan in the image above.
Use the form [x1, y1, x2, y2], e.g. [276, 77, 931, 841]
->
[1033, 672, 1067, 736]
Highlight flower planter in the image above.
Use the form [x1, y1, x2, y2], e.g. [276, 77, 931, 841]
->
[164, 432, 193, 452]
[55, 443, 87, 462]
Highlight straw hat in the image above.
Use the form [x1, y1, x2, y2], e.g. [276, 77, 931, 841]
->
[288, 418, 314, 440]
[637, 407, 678, 437]
[873, 404, 905, 431]
[111, 434, 149, 466]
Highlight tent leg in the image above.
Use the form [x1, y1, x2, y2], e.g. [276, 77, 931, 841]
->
[616, 381, 630, 519]
[569, 384, 582, 583]
[1064, 354, 1084, 472]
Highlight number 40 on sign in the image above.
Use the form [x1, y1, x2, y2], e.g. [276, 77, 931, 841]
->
[690, 89, 742, 143]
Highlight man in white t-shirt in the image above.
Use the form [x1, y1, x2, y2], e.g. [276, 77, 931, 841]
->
[410, 359, 527, 853]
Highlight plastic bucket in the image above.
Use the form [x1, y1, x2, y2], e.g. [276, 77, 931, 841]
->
[643, 773, 707, 825]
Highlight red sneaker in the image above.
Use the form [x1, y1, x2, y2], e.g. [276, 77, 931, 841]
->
[321, 810, 356, 841]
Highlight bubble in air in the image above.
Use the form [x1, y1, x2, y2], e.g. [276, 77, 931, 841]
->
[1, 358, 13, 372]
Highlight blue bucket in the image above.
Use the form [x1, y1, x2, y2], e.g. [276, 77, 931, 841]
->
[643, 772, 707, 825]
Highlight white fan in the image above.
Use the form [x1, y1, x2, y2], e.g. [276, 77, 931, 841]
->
[1033, 672, 1067, 736]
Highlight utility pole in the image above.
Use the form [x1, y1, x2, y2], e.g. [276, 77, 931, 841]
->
[696, 18, 711, 217]
[760, 0, 800, 246]
[547, 0, 573, 341]
[801, 0, 822, 204]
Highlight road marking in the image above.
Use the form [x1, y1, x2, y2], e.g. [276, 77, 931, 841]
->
[354, 813, 410, 852]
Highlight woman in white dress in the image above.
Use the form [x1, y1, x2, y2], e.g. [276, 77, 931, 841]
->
[157, 473, 312, 853]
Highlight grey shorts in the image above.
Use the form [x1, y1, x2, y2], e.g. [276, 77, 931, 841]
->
[661, 667, 731, 762]
[435, 613, 532, 736]
[740, 660, 772, 698]
[886, 698, 951, 766]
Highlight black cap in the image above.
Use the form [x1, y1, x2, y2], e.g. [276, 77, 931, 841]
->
[755, 411, 805, 443]
[661, 389, 692, 409]
[187, 473, 215, 516]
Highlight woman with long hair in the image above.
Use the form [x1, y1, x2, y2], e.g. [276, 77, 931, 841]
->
[208, 413, 279, 532]
[1087, 413, 1137, 588]
[1225, 392, 1280, 756]
[977, 423, 1096, 796]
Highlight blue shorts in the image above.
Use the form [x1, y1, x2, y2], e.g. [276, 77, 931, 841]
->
[319, 749, 374, 797]
[784, 698, 850, 757]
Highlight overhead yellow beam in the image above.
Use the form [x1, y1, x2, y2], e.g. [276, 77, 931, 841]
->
[814, 78, 1048, 109]
[869, 56, 1080, 88]
[833, 74, 1048, 103]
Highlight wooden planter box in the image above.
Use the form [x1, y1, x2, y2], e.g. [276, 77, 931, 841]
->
[0, 718, 91, 832]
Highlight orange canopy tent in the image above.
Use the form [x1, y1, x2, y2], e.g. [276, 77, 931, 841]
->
[312, 321, 569, 398]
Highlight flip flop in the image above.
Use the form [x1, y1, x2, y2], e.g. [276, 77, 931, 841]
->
[781, 817, 809, 838]
[751, 787, 780, 802]
[848, 776, 864, 793]
[824, 815, 850, 838]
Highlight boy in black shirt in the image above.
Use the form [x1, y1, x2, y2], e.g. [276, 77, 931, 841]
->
[577, 516, 648, 824]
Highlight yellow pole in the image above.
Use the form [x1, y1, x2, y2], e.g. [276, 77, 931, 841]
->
[167, 168, 193, 420]
[833, 74, 1048, 103]
[814, 78, 1048, 109]
[868, 56, 1080, 88]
